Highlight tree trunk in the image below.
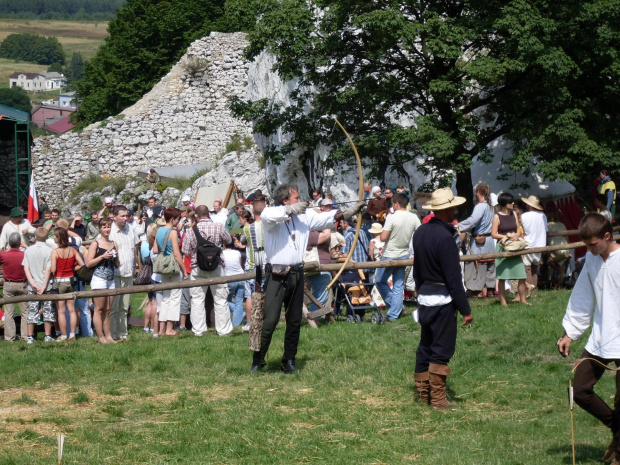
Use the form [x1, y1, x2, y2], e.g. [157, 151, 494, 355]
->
[455, 167, 474, 217]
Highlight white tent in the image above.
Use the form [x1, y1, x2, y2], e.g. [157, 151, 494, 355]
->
[469, 137, 575, 199]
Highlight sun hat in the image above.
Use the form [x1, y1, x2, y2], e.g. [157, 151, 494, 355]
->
[156, 217, 166, 226]
[521, 195, 543, 211]
[422, 188, 466, 211]
[182, 195, 190, 202]
[320, 198, 333, 206]
[9, 207, 23, 217]
[368, 223, 383, 234]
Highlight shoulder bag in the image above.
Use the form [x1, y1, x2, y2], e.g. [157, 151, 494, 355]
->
[153, 229, 181, 275]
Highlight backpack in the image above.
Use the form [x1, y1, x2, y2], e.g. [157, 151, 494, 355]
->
[193, 223, 221, 271]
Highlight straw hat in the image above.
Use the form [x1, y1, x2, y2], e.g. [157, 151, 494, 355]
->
[422, 188, 466, 211]
[155, 217, 166, 226]
[368, 223, 383, 234]
[521, 195, 543, 211]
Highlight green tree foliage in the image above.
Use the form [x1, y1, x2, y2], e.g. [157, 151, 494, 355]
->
[0, 33, 65, 65]
[73, 0, 228, 126]
[69, 52, 86, 82]
[0, 87, 32, 114]
[0, 0, 125, 21]
[231, 0, 620, 202]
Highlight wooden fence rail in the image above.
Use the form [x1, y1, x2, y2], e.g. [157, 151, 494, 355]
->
[0, 233, 605, 306]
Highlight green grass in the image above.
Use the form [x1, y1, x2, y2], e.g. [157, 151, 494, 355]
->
[0, 289, 609, 464]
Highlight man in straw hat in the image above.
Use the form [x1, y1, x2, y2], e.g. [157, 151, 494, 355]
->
[0, 207, 35, 250]
[558, 213, 620, 463]
[520, 195, 548, 297]
[411, 187, 473, 409]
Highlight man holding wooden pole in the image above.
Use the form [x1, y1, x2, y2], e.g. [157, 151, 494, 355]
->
[558, 213, 620, 463]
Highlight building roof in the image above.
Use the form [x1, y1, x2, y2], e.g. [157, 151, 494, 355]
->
[0, 104, 30, 123]
[9, 72, 44, 80]
[46, 116, 75, 134]
[60, 91, 76, 97]
[43, 72, 64, 79]
[33, 104, 77, 113]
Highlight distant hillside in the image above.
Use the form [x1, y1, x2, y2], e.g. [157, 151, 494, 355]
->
[0, 0, 125, 21]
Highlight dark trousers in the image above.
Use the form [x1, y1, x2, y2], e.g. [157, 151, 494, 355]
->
[573, 350, 620, 430]
[259, 268, 304, 361]
[415, 302, 457, 373]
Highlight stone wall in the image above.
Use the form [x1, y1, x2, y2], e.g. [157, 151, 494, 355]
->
[32, 32, 255, 207]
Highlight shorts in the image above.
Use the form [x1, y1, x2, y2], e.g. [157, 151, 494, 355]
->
[90, 275, 116, 290]
[53, 279, 74, 294]
[244, 279, 255, 299]
[522, 253, 541, 266]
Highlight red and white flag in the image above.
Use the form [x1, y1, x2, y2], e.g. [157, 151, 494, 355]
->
[27, 174, 39, 224]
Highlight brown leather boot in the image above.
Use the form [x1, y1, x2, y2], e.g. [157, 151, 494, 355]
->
[429, 363, 452, 410]
[414, 372, 430, 404]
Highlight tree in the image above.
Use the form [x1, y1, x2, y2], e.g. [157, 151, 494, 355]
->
[69, 52, 85, 81]
[0, 87, 32, 114]
[231, 0, 620, 208]
[0, 33, 64, 65]
[73, 0, 228, 127]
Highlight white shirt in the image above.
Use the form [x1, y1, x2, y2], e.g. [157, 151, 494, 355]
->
[563, 249, 620, 358]
[221, 249, 244, 276]
[212, 210, 228, 226]
[0, 219, 35, 250]
[261, 205, 337, 266]
[110, 222, 140, 277]
[521, 210, 548, 249]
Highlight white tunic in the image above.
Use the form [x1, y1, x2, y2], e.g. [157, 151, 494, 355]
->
[261, 206, 337, 266]
[563, 249, 620, 358]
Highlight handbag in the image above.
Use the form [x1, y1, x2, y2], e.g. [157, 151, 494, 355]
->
[303, 246, 320, 276]
[134, 254, 153, 285]
[76, 265, 95, 284]
[152, 229, 181, 275]
[500, 235, 530, 252]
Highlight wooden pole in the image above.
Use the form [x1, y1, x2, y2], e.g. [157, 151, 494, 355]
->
[1, 234, 614, 305]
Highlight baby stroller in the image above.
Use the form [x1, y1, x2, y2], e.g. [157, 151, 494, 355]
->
[332, 269, 385, 324]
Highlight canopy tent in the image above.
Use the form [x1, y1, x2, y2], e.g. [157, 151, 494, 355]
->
[470, 137, 575, 199]
[194, 181, 237, 211]
[0, 104, 32, 209]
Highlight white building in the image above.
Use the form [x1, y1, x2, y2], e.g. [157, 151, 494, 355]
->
[9, 72, 46, 92]
[43, 72, 66, 90]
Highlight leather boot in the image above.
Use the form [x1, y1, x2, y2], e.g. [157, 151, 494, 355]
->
[429, 363, 452, 410]
[250, 351, 266, 372]
[601, 438, 616, 462]
[414, 372, 430, 404]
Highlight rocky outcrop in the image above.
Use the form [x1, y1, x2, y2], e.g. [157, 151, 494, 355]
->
[33, 31, 426, 213]
[32, 32, 258, 208]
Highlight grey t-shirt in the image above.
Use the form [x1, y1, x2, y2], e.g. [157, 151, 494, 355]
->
[22, 241, 52, 285]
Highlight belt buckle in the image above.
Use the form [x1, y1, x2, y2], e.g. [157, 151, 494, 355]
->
[271, 264, 290, 276]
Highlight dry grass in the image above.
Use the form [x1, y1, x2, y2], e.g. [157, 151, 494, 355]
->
[0, 20, 108, 61]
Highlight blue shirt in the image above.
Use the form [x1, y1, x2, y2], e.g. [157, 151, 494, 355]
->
[458, 202, 494, 235]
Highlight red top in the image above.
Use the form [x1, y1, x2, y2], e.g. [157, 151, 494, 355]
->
[55, 248, 76, 278]
[0, 249, 27, 282]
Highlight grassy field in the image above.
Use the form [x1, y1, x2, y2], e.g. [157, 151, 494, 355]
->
[0, 20, 108, 59]
[0, 20, 108, 105]
[0, 289, 610, 464]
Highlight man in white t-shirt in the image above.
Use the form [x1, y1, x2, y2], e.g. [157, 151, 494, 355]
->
[520, 195, 548, 296]
[376, 193, 421, 320]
